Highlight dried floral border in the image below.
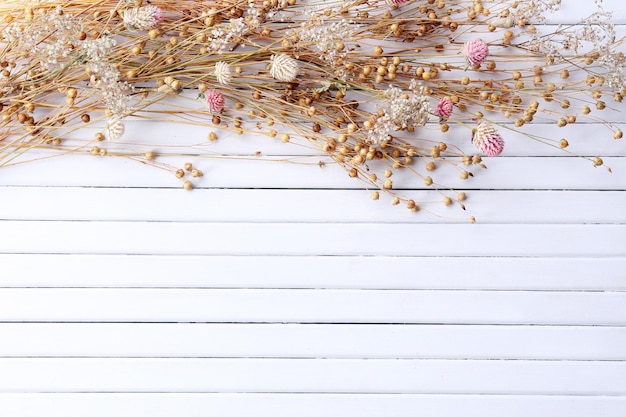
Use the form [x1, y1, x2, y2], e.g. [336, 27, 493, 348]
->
[0, 0, 623, 220]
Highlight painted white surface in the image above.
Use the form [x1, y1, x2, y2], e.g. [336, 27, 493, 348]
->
[0, 2, 625, 417]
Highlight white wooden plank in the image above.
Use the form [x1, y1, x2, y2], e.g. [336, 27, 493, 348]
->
[0, 289, 623, 325]
[2, 393, 626, 417]
[1, 255, 624, 290]
[1, 188, 625, 224]
[0, 323, 623, 360]
[46, 120, 626, 157]
[0, 358, 624, 394]
[0, 222, 623, 256]
[193, 156, 626, 191]
[1, 393, 625, 417]
[0, 155, 623, 190]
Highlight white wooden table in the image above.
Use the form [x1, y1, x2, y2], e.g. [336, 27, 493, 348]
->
[0, 1, 625, 416]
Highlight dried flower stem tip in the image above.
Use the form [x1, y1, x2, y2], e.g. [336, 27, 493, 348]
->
[463, 39, 489, 68]
[269, 54, 299, 82]
[104, 117, 125, 140]
[123, 5, 163, 31]
[205, 90, 225, 113]
[214, 61, 232, 85]
[472, 122, 504, 157]
[435, 97, 453, 119]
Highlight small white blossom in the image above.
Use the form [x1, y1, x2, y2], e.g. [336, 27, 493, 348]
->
[599, 52, 626, 91]
[245, 3, 261, 30]
[296, 19, 353, 77]
[269, 54, 299, 82]
[491, 16, 514, 28]
[368, 81, 431, 144]
[207, 18, 249, 54]
[123, 5, 163, 31]
[522, 6, 615, 63]
[514, 0, 562, 24]
[82, 37, 133, 118]
[104, 117, 125, 140]
[3, 7, 81, 68]
[214, 61, 232, 85]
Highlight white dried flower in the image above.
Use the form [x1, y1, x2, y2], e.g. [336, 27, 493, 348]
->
[214, 61, 232, 85]
[599, 52, 626, 91]
[82, 37, 133, 119]
[245, 4, 261, 30]
[521, 6, 615, 63]
[207, 18, 248, 54]
[368, 81, 431, 144]
[123, 5, 163, 31]
[296, 19, 353, 77]
[104, 117, 125, 140]
[491, 16, 514, 28]
[269, 54, 299, 82]
[3, 7, 82, 68]
[514, 0, 561, 24]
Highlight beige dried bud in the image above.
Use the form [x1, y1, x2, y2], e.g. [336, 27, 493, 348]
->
[269, 54, 298, 82]
[214, 61, 232, 85]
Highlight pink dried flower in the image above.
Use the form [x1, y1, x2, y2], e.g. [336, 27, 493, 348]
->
[462, 39, 489, 67]
[205, 90, 225, 112]
[152, 7, 164, 26]
[472, 122, 504, 156]
[435, 97, 453, 119]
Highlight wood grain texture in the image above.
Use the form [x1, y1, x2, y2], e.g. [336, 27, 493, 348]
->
[0, 187, 625, 224]
[1, 358, 625, 394]
[2, 394, 625, 417]
[1, 254, 624, 289]
[0, 288, 624, 325]
[0, 221, 624, 256]
[1, 323, 624, 360]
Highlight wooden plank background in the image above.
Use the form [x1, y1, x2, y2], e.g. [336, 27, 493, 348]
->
[0, 1, 625, 416]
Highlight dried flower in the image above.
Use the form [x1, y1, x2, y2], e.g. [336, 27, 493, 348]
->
[472, 122, 504, 156]
[123, 5, 163, 31]
[368, 81, 431, 144]
[463, 39, 489, 67]
[269, 54, 298, 82]
[295, 19, 353, 76]
[205, 90, 225, 112]
[435, 97, 453, 119]
[2, 6, 82, 68]
[492, 16, 515, 28]
[104, 117, 125, 140]
[599, 52, 626, 91]
[0, 0, 622, 219]
[82, 36, 133, 119]
[214, 61, 232, 85]
[207, 18, 248, 54]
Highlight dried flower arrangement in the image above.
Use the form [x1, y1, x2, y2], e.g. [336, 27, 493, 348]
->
[0, 0, 623, 219]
